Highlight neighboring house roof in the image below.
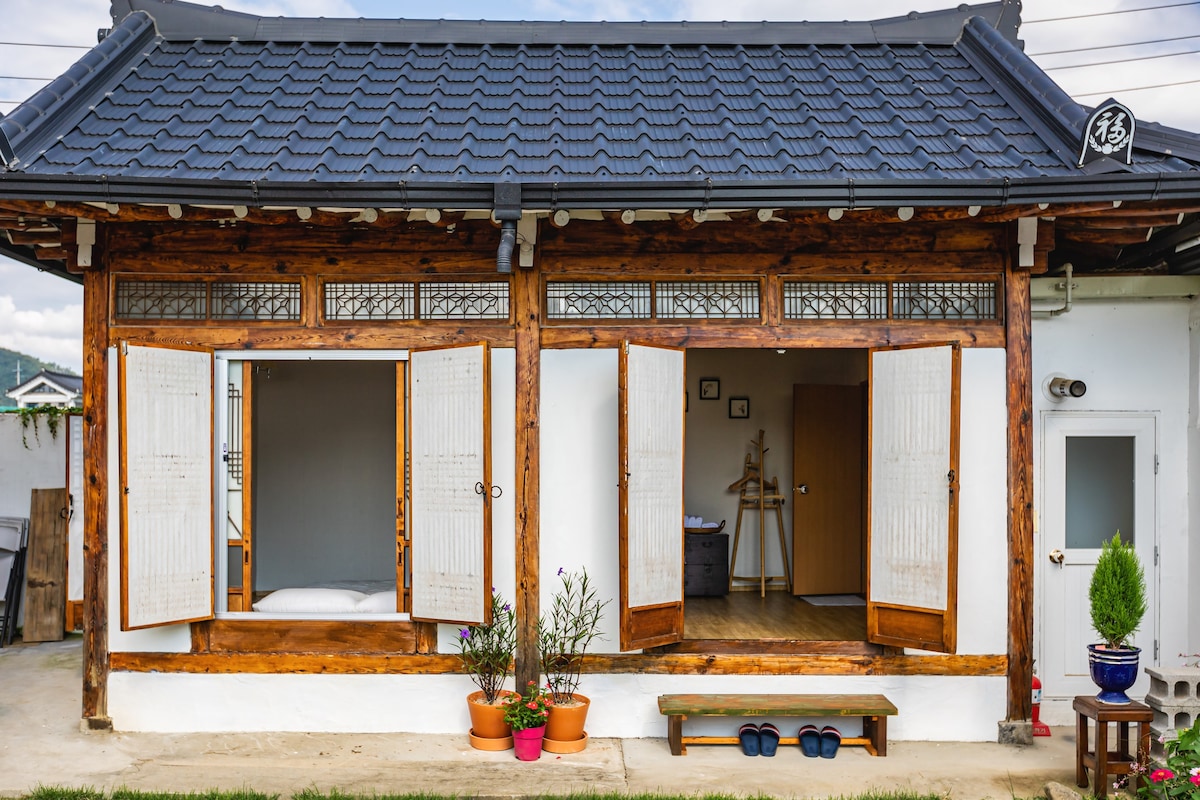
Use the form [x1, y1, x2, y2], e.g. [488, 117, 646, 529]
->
[1, 0, 1199, 212]
[5, 369, 83, 404]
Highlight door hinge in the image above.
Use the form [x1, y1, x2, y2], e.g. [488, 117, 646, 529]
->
[1154, 545, 1160, 566]
[1155, 640, 1160, 661]
[1154, 454, 1159, 475]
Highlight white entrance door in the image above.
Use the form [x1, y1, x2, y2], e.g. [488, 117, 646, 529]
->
[1041, 413, 1156, 703]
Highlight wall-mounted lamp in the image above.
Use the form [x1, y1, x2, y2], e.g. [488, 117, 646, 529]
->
[1043, 374, 1087, 402]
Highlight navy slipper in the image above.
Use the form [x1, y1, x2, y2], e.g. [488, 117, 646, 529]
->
[798, 724, 820, 757]
[738, 723, 760, 756]
[819, 725, 841, 758]
[759, 723, 780, 756]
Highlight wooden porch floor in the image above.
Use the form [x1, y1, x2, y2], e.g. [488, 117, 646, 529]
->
[683, 590, 866, 641]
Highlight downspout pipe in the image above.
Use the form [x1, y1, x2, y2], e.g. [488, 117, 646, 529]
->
[1047, 262, 1074, 317]
[496, 220, 517, 274]
[494, 181, 522, 274]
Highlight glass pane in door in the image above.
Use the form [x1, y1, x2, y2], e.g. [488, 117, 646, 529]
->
[1065, 436, 1135, 548]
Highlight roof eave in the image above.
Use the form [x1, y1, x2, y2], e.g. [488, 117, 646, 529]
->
[3, 172, 1200, 212]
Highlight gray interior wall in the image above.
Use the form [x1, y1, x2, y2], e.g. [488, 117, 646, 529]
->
[252, 361, 396, 591]
[683, 349, 867, 583]
[1191, 295, 1200, 656]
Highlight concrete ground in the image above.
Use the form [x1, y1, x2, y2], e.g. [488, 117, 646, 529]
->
[1, 637, 1085, 800]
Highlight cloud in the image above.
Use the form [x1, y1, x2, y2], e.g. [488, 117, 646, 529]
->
[0, 295, 84, 373]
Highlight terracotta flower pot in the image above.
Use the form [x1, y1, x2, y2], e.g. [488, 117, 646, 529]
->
[467, 690, 515, 745]
[513, 725, 546, 761]
[544, 693, 589, 744]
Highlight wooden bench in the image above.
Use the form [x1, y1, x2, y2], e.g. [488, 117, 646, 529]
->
[657, 693, 897, 756]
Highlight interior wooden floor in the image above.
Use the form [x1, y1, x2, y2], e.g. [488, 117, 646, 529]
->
[683, 590, 866, 641]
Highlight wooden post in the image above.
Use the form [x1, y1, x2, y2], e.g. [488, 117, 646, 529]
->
[512, 226, 541, 691]
[81, 263, 111, 727]
[1005, 262, 1034, 724]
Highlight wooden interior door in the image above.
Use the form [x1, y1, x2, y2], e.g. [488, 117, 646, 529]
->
[791, 384, 864, 596]
[23, 488, 67, 643]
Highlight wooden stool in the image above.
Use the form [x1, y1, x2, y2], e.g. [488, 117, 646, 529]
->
[1073, 695, 1153, 799]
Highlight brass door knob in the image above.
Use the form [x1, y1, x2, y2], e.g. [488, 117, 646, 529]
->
[1049, 549, 1065, 565]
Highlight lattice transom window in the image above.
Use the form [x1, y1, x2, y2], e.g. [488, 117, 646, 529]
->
[114, 278, 301, 321]
[656, 281, 760, 319]
[322, 280, 509, 321]
[784, 279, 999, 321]
[547, 280, 761, 321]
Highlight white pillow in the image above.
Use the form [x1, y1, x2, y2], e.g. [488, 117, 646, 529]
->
[356, 591, 399, 613]
[252, 587, 366, 613]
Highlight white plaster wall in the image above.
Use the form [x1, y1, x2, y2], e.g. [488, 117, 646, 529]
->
[0, 414, 67, 517]
[108, 670, 1006, 739]
[1189, 295, 1200, 658]
[1031, 299, 1195, 715]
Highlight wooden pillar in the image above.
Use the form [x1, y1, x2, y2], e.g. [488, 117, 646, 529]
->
[1005, 263, 1034, 723]
[81, 261, 111, 727]
[512, 230, 542, 691]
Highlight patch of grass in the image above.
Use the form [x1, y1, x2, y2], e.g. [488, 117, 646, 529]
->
[28, 790, 277, 800]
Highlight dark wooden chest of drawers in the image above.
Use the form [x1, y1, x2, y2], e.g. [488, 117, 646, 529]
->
[684, 532, 729, 596]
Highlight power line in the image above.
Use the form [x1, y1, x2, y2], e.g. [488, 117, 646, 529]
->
[0, 76, 53, 82]
[1030, 33, 1200, 57]
[1043, 48, 1200, 71]
[1073, 77, 1200, 97]
[1025, 1, 1200, 24]
[0, 40, 89, 50]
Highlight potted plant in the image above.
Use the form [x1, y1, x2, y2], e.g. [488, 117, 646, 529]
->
[455, 589, 517, 749]
[538, 567, 609, 751]
[503, 680, 554, 761]
[1088, 532, 1147, 704]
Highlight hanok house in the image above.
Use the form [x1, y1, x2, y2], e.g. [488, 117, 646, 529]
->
[1, 0, 1197, 740]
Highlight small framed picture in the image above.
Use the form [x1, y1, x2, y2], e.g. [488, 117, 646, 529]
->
[729, 397, 750, 419]
[699, 378, 720, 400]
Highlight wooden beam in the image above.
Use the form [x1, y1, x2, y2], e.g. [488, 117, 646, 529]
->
[512, 222, 542, 691]
[1005, 260, 1034, 724]
[105, 325, 517, 352]
[108, 650, 1007, 676]
[81, 262, 111, 727]
[541, 322, 1005, 350]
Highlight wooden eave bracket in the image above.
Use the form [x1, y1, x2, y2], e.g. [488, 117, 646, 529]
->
[76, 219, 96, 268]
[1017, 217, 1037, 268]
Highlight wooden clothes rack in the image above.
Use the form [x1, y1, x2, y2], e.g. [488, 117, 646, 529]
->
[727, 430, 792, 597]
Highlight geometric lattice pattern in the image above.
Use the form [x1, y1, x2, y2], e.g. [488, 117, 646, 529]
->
[784, 281, 889, 320]
[325, 281, 416, 320]
[546, 281, 653, 319]
[211, 281, 301, 320]
[114, 279, 208, 319]
[784, 279, 1000, 321]
[656, 281, 760, 319]
[892, 280, 999, 320]
[114, 278, 301, 321]
[418, 281, 509, 320]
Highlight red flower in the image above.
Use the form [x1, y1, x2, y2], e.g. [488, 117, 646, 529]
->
[1150, 769, 1175, 783]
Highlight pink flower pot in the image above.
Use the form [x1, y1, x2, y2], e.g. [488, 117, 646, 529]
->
[512, 725, 546, 761]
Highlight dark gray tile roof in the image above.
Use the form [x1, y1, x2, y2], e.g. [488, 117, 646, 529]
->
[1, 0, 1198, 203]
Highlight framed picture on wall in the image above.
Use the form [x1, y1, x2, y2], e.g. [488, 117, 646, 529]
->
[699, 378, 720, 399]
[729, 397, 749, 419]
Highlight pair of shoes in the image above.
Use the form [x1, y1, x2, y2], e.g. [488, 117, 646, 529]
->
[738, 723, 781, 756]
[798, 725, 841, 758]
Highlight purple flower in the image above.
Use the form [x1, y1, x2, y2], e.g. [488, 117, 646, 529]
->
[503, 603, 511, 612]
[557, 567, 565, 576]
[458, 629, 470, 640]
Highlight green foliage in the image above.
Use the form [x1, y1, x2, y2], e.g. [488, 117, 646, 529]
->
[538, 566, 609, 703]
[1089, 532, 1147, 650]
[0, 347, 75, 395]
[14, 403, 77, 449]
[453, 589, 516, 704]
[1124, 716, 1200, 800]
[501, 679, 553, 731]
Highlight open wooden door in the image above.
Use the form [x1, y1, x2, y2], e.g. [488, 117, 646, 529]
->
[618, 342, 685, 651]
[866, 343, 960, 653]
[118, 343, 215, 631]
[409, 343, 492, 625]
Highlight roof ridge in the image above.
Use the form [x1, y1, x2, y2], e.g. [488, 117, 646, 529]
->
[1, 12, 158, 169]
[955, 14, 1080, 170]
[117, 0, 1011, 46]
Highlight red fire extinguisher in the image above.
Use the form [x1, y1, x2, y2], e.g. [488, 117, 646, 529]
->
[1032, 673, 1051, 737]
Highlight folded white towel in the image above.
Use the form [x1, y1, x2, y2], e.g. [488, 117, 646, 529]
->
[702, 521, 718, 528]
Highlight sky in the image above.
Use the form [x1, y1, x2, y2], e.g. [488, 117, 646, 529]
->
[2, 0, 1199, 377]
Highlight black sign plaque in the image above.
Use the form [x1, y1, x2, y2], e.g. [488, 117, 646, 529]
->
[1078, 99, 1135, 167]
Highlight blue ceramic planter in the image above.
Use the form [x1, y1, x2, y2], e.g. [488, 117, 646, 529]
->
[1087, 644, 1141, 704]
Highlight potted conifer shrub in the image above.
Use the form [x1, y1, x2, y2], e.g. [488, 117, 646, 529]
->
[1088, 532, 1148, 704]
